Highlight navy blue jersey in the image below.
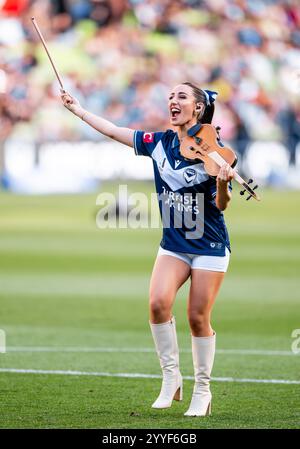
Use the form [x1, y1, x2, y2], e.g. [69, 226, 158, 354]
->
[133, 129, 231, 256]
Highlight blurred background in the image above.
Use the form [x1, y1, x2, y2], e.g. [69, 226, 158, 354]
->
[1, 1, 300, 429]
[0, 0, 300, 193]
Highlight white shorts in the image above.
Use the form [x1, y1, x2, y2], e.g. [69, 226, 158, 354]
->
[157, 246, 230, 272]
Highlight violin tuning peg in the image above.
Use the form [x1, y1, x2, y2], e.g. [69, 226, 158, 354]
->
[240, 189, 246, 196]
[253, 185, 258, 191]
[246, 194, 252, 201]
[248, 178, 253, 184]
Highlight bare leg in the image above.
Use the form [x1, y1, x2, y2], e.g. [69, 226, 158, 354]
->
[149, 255, 190, 324]
[188, 269, 225, 336]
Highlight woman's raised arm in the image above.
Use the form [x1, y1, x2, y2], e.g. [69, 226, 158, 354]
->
[60, 90, 135, 148]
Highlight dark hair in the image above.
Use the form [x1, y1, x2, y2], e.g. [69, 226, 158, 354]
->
[182, 82, 215, 124]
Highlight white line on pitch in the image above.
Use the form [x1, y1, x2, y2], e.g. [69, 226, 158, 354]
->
[0, 368, 299, 385]
[5, 346, 298, 356]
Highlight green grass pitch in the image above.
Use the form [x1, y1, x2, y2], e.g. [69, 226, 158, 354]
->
[0, 184, 299, 429]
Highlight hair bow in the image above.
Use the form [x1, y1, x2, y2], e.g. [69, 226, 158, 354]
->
[203, 89, 218, 106]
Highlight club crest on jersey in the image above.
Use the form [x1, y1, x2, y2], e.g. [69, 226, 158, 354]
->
[143, 132, 154, 143]
[183, 168, 196, 184]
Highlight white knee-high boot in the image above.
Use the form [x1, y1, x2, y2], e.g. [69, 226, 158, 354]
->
[150, 316, 183, 409]
[184, 332, 216, 417]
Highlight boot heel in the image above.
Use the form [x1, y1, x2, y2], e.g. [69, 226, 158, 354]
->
[173, 384, 183, 401]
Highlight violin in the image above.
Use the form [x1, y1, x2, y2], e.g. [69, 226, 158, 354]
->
[180, 123, 261, 201]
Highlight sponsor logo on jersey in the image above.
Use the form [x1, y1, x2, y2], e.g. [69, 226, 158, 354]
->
[183, 168, 196, 184]
[143, 132, 154, 143]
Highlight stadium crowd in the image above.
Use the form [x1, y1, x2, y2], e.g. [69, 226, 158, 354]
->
[0, 0, 300, 164]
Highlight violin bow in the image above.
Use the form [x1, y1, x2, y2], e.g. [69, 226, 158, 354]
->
[31, 17, 65, 92]
[208, 151, 261, 201]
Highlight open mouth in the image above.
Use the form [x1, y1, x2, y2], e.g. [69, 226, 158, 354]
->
[170, 108, 181, 119]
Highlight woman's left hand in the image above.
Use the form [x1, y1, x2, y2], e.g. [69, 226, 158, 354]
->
[217, 163, 234, 183]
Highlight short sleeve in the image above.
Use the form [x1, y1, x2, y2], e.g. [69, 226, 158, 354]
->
[133, 130, 165, 158]
[209, 179, 233, 199]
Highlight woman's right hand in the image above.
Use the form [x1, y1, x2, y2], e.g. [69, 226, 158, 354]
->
[60, 89, 84, 117]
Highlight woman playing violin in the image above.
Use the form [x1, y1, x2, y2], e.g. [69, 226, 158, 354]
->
[61, 81, 234, 417]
